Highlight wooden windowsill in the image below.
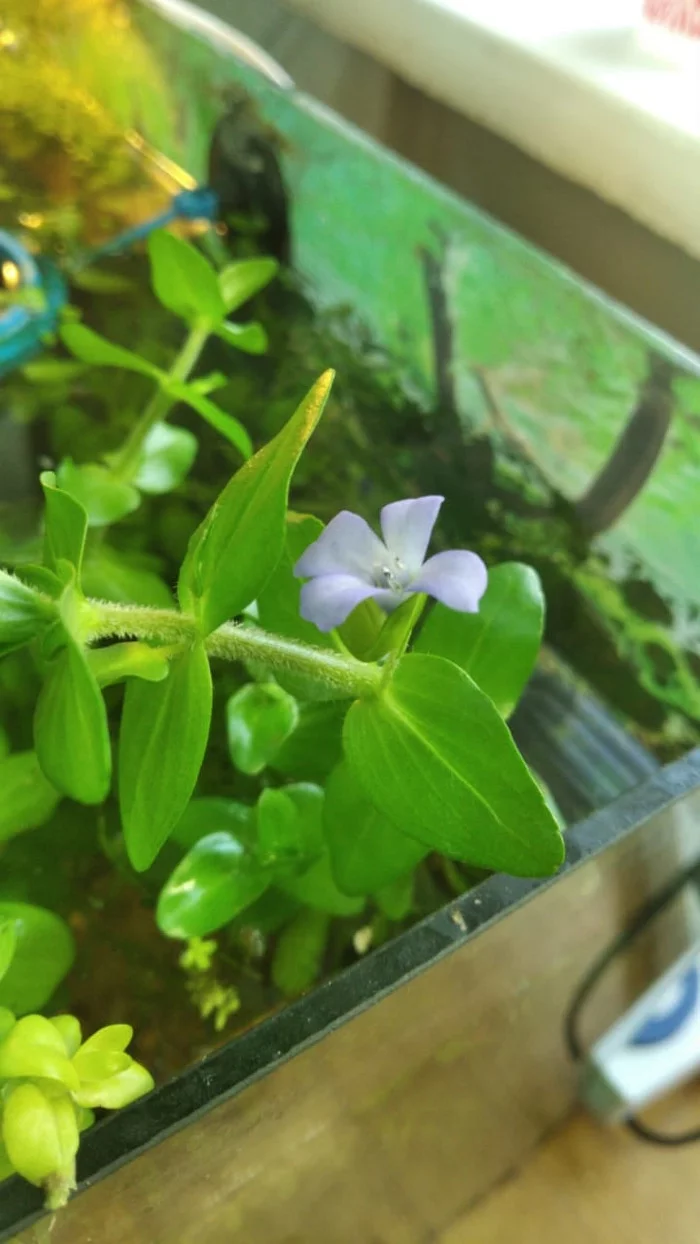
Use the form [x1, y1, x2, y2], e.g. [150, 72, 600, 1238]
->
[288, 0, 700, 260]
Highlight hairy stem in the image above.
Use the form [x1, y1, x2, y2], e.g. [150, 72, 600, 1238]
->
[84, 601, 382, 699]
[110, 322, 210, 480]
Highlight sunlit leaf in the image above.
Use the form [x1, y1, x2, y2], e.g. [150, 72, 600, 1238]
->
[179, 372, 334, 634]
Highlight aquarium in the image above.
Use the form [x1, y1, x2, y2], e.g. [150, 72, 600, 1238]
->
[0, 0, 699, 1238]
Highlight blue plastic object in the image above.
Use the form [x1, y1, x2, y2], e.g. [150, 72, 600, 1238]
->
[0, 231, 67, 379]
[74, 186, 220, 264]
[0, 186, 219, 380]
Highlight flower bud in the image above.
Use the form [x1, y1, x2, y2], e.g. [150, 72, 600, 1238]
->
[2, 1083, 78, 1201]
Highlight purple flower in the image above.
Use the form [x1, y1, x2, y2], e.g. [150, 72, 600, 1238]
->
[294, 495, 487, 632]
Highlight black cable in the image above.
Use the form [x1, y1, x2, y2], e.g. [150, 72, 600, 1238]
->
[564, 857, 700, 1146]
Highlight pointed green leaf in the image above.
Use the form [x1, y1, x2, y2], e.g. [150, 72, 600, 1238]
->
[343, 653, 564, 877]
[178, 371, 334, 634]
[56, 459, 140, 528]
[0, 569, 54, 656]
[156, 831, 271, 938]
[60, 322, 160, 378]
[415, 563, 544, 717]
[226, 682, 298, 776]
[215, 320, 268, 355]
[148, 230, 225, 325]
[218, 257, 278, 312]
[119, 641, 213, 871]
[324, 761, 427, 896]
[40, 472, 88, 579]
[0, 751, 61, 842]
[34, 639, 111, 804]
[0, 903, 74, 1014]
[166, 381, 252, 458]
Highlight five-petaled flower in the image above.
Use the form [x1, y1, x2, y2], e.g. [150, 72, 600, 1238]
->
[294, 495, 487, 632]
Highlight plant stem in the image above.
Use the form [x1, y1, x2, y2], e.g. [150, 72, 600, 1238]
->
[110, 322, 210, 480]
[84, 601, 382, 700]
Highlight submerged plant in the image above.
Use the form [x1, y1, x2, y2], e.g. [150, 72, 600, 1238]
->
[0, 229, 564, 1210]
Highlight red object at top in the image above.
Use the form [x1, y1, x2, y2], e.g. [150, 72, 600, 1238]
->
[643, 0, 700, 36]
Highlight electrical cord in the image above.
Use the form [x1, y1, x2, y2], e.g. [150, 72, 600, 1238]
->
[564, 858, 700, 1145]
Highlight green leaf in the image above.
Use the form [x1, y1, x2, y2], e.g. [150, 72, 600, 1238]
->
[119, 642, 213, 871]
[171, 796, 255, 853]
[272, 701, 346, 784]
[22, 358, 88, 384]
[0, 751, 61, 842]
[375, 874, 415, 921]
[40, 472, 88, 579]
[0, 902, 74, 1014]
[156, 831, 270, 938]
[0, 569, 54, 656]
[218, 257, 278, 312]
[343, 653, 565, 877]
[0, 919, 17, 984]
[415, 563, 544, 717]
[86, 642, 170, 688]
[34, 638, 111, 804]
[15, 565, 63, 599]
[271, 908, 329, 998]
[226, 682, 298, 776]
[69, 267, 135, 295]
[56, 459, 140, 528]
[215, 320, 268, 355]
[148, 230, 225, 325]
[166, 382, 252, 459]
[324, 761, 427, 896]
[277, 785, 364, 916]
[82, 548, 173, 609]
[255, 788, 309, 874]
[132, 422, 198, 495]
[60, 322, 159, 378]
[178, 371, 334, 634]
[257, 513, 335, 649]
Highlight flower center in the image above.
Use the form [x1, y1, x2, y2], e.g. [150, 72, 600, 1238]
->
[373, 558, 408, 594]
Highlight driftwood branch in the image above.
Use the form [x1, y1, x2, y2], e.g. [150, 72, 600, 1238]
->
[574, 354, 674, 537]
[416, 238, 458, 421]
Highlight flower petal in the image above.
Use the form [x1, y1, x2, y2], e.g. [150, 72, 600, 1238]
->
[300, 575, 383, 632]
[294, 511, 387, 582]
[380, 496, 443, 573]
[411, 550, 488, 613]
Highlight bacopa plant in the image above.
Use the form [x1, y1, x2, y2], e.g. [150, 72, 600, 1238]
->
[0, 230, 564, 1208]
